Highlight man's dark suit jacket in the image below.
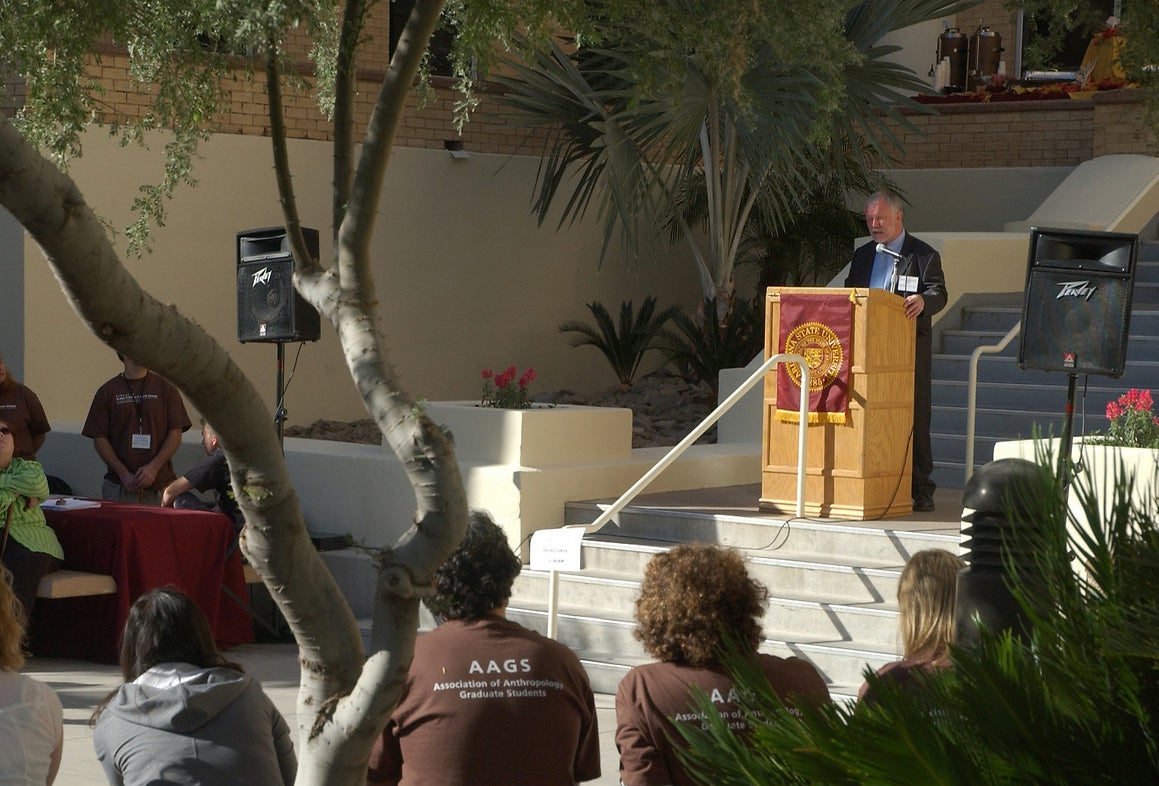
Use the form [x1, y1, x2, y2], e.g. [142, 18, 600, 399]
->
[845, 232, 948, 498]
[844, 233, 948, 332]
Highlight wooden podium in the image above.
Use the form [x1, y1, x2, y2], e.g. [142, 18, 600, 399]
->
[760, 287, 915, 519]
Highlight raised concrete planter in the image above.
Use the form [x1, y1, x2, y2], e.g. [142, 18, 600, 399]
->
[424, 402, 758, 556]
[41, 397, 763, 612]
[992, 438, 1159, 553]
[425, 402, 632, 465]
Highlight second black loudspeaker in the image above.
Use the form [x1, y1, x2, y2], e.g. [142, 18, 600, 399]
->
[1018, 227, 1138, 378]
[236, 227, 322, 343]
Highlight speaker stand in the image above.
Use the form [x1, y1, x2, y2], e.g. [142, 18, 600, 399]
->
[1057, 372, 1078, 488]
[275, 341, 287, 451]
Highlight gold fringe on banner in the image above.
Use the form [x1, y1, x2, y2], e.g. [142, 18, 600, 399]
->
[776, 410, 848, 425]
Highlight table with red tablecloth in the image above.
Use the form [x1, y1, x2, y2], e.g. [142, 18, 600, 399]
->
[30, 501, 254, 662]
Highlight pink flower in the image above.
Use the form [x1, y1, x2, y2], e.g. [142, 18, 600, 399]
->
[1107, 401, 1123, 421]
[481, 369, 493, 380]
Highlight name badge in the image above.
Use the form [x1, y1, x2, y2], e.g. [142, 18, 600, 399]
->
[132, 433, 152, 450]
[899, 275, 918, 294]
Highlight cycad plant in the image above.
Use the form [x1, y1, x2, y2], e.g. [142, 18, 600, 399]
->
[676, 452, 1159, 784]
[558, 296, 681, 386]
[660, 296, 763, 396]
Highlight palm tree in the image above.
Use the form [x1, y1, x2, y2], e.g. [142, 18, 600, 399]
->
[495, 0, 984, 308]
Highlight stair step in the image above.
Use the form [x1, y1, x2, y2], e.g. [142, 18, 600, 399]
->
[565, 504, 957, 563]
[509, 587, 902, 653]
[514, 557, 904, 610]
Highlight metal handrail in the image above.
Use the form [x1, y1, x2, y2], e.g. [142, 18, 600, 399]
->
[544, 353, 811, 638]
[582, 352, 811, 533]
[964, 321, 1021, 484]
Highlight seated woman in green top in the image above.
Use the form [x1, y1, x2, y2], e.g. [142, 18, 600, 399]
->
[0, 417, 63, 615]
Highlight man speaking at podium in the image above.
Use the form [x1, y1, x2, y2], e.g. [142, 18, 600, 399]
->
[845, 191, 947, 512]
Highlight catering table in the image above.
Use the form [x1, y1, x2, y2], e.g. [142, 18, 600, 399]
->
[30, 500, 254, 662]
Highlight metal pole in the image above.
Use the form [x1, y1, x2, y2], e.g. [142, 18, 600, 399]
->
[546, 569, 560, 640]
[1057, 373, 1077, 488]
[275, 342, 287, 451]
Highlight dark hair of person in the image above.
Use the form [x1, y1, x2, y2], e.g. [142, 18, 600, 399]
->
[425, 511, 521, 621]
[91, 587, 241, 724]
[634, 543, 768, 667]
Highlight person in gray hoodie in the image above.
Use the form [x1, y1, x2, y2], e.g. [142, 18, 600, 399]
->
[91, 587, 296, 786]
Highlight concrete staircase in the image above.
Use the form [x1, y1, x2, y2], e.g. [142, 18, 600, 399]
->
[930, 239, 1159, 488]
[507, 488, 959, 702]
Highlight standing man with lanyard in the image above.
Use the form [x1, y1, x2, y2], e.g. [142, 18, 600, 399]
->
[845, 191, 947, 512]
[83, 353, 191, 504]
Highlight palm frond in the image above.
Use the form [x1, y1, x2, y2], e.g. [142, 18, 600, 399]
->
[558, 296, 680, 385]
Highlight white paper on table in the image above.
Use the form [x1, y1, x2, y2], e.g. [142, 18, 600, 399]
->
[39, 496, 102, 511]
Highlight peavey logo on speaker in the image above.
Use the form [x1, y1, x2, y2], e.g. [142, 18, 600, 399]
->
[251, 266, 273, 287]
[1056, 280, 1097, 301]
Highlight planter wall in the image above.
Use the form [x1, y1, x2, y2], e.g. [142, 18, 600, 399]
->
[992, 439, 1159, 565]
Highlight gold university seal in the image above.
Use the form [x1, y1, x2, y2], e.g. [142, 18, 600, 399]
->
[782, 321, 843, 392]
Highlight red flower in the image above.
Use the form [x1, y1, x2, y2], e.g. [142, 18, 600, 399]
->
[481, 369, 494, 380]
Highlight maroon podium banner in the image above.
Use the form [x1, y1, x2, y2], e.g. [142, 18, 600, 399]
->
[775, 293, 853, 424]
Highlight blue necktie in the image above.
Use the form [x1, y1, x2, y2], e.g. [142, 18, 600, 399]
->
[869, 250, 892, 291]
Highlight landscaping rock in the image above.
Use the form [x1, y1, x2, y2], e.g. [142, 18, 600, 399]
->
[284, 369, 717, 449]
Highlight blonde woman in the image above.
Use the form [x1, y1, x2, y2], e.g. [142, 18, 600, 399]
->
[0, 565, 64, 784]
[859, 548, 965, 702]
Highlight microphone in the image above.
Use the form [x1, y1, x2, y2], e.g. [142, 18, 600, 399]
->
[875, 242, 904, 261]
[876, 243, 901, 294]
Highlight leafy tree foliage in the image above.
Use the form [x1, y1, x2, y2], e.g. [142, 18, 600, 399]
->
[495, 0, 983, 306]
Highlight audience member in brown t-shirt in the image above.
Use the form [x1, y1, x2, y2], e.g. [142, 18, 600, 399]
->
[0, 350, 51, 461]
[616, 543, 830, 786]
[367, 512, 600, 786]
[81, 353, 191, 505]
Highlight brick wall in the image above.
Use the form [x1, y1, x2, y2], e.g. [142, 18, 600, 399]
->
[1092, 91, 1159, 156]
[6, 0, 1157, 168]
[886, 99, 1094, 168]
[82, 32, 541, 155]
[1, 66, 23, 119]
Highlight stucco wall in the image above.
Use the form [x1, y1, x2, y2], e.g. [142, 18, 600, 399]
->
[18, 130, 703, 427]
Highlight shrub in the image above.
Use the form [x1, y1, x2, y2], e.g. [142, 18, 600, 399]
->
[660, 297, 763, 395]
[558, 296, 681, 386]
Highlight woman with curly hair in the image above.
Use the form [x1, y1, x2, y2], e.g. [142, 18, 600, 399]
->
[0, 565, 63, 785]
[367, 511, 600, 786]
[91, 587, 296, 785]
[616, 543, 829, 786]
[859, 548, 965, 703]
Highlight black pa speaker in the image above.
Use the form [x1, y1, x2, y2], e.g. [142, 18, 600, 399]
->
[1018, 227, 1138, 378]
[236, 227, 322, 343]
